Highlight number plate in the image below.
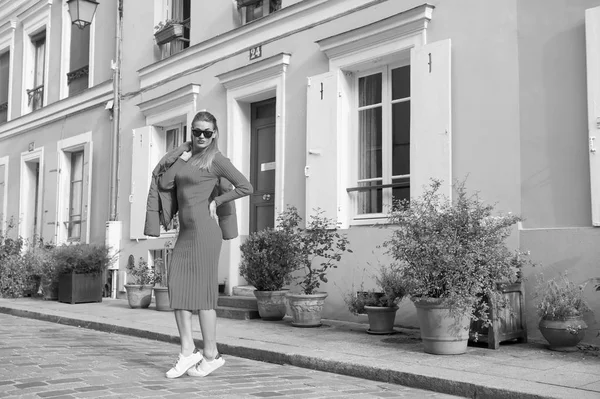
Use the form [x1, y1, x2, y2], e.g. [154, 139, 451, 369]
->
[249, 45, 262, 60]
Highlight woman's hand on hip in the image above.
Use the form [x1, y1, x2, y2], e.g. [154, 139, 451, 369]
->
[209, 200, 218, 222]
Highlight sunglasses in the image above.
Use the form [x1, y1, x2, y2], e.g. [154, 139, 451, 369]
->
[191, 128, 215, 138]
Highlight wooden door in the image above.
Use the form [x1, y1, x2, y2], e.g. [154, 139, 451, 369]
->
[249, 98, 276, 233]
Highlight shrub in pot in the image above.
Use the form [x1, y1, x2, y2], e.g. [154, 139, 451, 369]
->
[280, 206, 352, 328]
[26, 243, 58, 300]
[383, 179, 521, 355]
[534, 272, 595, 352]
[344, 265, 406, 334]
[53, 243, 111, 304]
[124, 255, 155, 309]
[239, 215, 300, 321]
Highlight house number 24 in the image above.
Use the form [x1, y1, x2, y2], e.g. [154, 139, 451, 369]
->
[249, 45, 262, 60]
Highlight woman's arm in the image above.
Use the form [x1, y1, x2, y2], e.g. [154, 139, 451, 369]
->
[211, 154, 253, 206]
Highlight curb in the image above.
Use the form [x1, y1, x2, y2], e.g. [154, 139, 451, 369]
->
[0, 306, 550, 399]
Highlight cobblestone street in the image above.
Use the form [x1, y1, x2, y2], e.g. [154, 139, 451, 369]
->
[0, 314, 463, 399]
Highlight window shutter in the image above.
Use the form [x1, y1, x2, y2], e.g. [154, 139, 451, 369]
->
[586, 7, 600, 226]
[410, 39, 452, 199]
[42, 154, 58, 243]
[81, 141, 93, 243]
[305, 71, 338, 223]
[130, 126, 153, 239]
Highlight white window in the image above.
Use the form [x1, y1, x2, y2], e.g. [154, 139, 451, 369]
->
[352, 64, 411, 217]
[238, 0, 282, 24]
[154, 0, 190, 58]
[306, 5, 451, 228]
[56, 133, 93, 243]
[28, 31, 46, 111]
[0, 50, 9, 124]
[0, 156, 8, 237]
[131, 83, 200, 240]
[585, 6, 600, 226]
[19, 148, 44, 243]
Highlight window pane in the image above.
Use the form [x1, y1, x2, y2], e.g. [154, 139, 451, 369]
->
[391, 66, 410, 100]
[358, 107, 382, 180]
[71, 151, 84, 181]
[34, 37, 45, 87]
[358, 73, 382, 107]
[358, 185, 382, 214]
[70, 181, 83, 217]
[166, 128, 182, 152]
[247, 1, 264, 22]
[392, 101, 410, 176]
[0, 51, 9, 104]
[392, 185, 410, 204]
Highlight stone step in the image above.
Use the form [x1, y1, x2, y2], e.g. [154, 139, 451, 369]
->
[232, 285, 257, 297]
[216, 306, 260, 320]
[217, 295, 258, 310]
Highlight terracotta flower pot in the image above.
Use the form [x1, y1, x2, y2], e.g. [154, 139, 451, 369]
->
[124, 285, 153, 309]
[254, 290, 288, 321]
[364, 305, 398, 334]
[286, 292, 328, 328]
[153, 286, 171, 311]
[413, 298, 471, 355]
[539, 315, 587, 352]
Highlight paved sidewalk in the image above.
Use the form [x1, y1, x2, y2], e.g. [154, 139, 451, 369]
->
[1, 297, 599, 399]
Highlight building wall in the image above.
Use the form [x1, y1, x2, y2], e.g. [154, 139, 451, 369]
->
[0, 0, 116, 252]
[518, 0, 600, 345]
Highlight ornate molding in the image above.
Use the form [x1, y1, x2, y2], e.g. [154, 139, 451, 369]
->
[216, 52, 290, 90]
[67, 65, 89, 85]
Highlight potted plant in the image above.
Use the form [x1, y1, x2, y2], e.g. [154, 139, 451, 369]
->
[239, 213, 300, 321]
[153, 257, 171, 311]
[124, 255, 155, 309]
[53, 243, 111, 304]
[281, 206, 352, 328]
[344, 265, 406, 334]
[535, 272, 594, 352]
[383, 179, 521, 355]
[154, 19, 185, 45]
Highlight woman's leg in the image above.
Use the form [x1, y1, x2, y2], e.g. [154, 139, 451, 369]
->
[198, 309, 218, 359]
[174, 309, 195, 355]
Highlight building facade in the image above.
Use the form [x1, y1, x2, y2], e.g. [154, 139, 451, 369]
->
[1, 0, 599, 345]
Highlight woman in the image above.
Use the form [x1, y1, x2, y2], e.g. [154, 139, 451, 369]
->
[158, 110, 253, 378]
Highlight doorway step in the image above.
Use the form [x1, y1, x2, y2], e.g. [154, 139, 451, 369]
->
[216, 285, 259, 320]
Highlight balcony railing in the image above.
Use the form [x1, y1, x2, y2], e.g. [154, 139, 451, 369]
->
[26, 85, 44, 110]
[67, 65, 89, 96]
[0, 101, 7, 124]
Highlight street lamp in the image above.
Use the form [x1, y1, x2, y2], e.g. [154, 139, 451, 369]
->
[67, 0, 99, 29]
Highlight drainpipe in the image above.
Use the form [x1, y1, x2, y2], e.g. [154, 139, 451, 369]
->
[106, 0, 123, 299]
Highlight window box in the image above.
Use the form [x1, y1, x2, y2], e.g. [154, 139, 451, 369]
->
[154, 21, 184, 46]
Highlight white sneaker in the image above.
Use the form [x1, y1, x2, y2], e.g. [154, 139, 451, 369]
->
[165, 349, 203, 379]
[187, 354, 225, 377]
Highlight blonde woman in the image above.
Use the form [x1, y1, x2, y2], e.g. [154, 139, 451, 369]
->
[159, 110, 253, 378]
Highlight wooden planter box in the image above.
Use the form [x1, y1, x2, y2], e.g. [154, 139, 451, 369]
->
[469, 282, 528, 349]
[154, 23, 184, 45]
[58, 273, 103, 304]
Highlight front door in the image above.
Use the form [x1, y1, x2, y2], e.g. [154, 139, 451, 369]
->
[249, 98, 276, 233]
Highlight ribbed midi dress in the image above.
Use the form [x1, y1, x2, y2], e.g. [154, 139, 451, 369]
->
[158, 152, 252, 311]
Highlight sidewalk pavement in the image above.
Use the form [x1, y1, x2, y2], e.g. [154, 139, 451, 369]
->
[1, 297, 599, 399]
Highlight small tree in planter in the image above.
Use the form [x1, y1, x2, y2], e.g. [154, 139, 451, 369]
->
[534, 272, 595, 352]
[344, 265, 406, 334]
[383, 179, 521, 354]
[124, 255, 155, 309]
[239, 213, 301, 321]
[281, 206, 353, 327]
[53, 243, 112, 304]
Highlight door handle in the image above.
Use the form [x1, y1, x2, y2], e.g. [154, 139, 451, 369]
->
[262, 194, 271, 201]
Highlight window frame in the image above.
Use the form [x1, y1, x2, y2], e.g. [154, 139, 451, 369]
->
[67, 150, 85, 241]
[0, 155, 8, 237]
[0, 20, 16, 123]
[351, 61, 411, 221]
[60, 0, 95, 100]
[20, 1, 51, 115]
[56, 132, 93, 244]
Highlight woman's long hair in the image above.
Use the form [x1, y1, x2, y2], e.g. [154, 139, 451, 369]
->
[190, 110, 220, 171]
